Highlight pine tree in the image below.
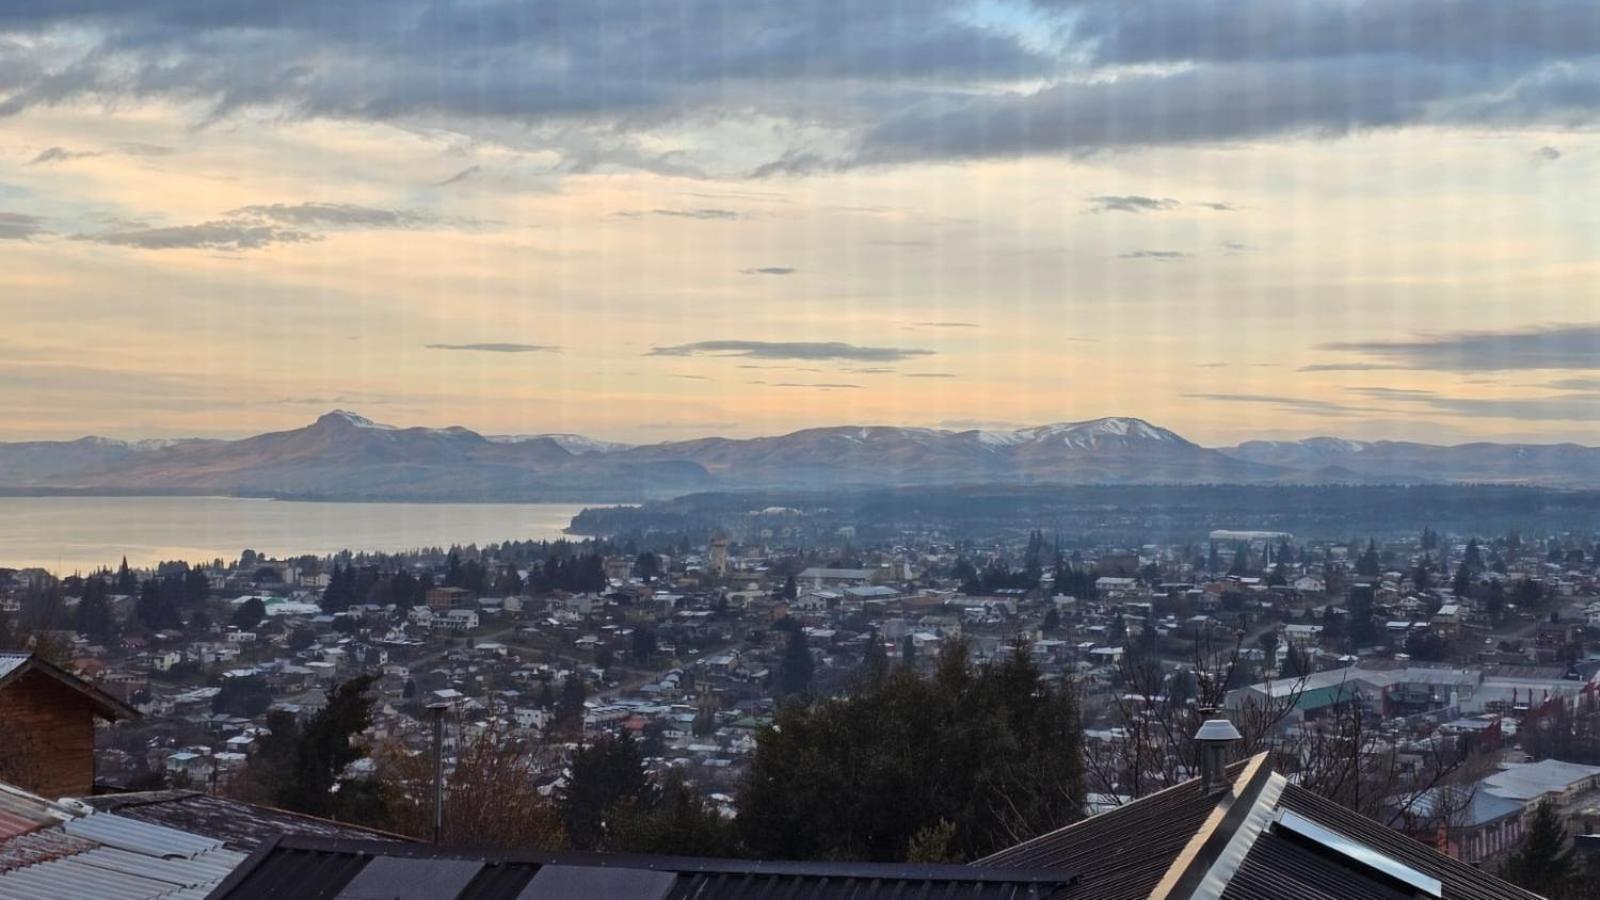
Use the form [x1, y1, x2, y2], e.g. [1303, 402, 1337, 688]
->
[116, 557, 137, 594]
[1503, 802, 1572, 897]
[73, 577, 114, 641]
[777, 629, 814, 699]
[560, 732, 648, 850]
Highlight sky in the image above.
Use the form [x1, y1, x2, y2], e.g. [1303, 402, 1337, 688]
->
[2, 0, 1600, 446]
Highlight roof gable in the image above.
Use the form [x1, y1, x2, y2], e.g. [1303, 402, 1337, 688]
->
[0, 653, 138, 722]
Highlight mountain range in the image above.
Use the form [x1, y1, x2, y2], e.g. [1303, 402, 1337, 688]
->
[2, 410, 1599, 501]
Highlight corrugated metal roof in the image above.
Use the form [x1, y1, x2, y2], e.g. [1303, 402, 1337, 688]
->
[63, 813, 224, 858]
[0, 655, 28, 682]
[83, 791, 408, 851]
[73, 845, 247, 886]
[0, 782, 69, 842]
[209, 838, 1077, 900]
[0, 830, 243, 900]
[0, 856, 181, 900]
[0, 828, 97, 873]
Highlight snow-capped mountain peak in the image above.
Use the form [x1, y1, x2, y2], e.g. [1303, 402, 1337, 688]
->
[317, 410, 395, 430]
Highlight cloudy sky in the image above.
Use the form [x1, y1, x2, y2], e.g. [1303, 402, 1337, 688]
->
[2, 0, 1599, 445]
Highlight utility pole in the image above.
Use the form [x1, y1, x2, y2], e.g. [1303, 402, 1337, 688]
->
[428, 702, 450, 844]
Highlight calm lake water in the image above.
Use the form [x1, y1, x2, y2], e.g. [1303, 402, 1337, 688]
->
[0, 496, 593, 574]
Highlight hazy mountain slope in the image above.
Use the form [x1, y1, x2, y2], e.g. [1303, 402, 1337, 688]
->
[1222, 437, 1600, 486]
[7, 412, 1600, 498]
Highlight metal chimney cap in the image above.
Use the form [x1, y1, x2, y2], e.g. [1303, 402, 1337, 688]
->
[1194, 717, 1242, 743]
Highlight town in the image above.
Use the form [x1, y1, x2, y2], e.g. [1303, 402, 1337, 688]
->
[3, 515, 1600, 888]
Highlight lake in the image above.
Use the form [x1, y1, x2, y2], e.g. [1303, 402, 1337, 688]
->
[0, 496, 595, 574]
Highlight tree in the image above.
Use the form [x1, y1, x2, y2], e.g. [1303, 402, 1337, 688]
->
[134, 579, 181, 631]
[73, 578, 114, 641]
[232, 596, 267, 630]
[321, 564, 357, 613]
[375, 717, 564, 850]
[1355, 540, 1381, 577]
[115, 557, 138, 594]
[560, 732, 649, 850]
[631, 626, 658, 662]
[553, 676, 587, 734]
[608, 768, 736, 857]
[737, 641, 1082, 862]
[1348, 585, 1378, 649]
[274, 675, 383, 818]
[776, 628, 814, 699]
[213, 676, 273, 718]
[635, 552, 660, 582]
[1503, 802, 1572, 897]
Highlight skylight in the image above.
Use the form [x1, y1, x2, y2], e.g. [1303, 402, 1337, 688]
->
[1274, 809, 1442, 898]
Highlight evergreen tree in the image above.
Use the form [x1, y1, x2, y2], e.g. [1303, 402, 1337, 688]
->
[1503, 802, 1572, 897]
[1355, 540, 1382, 576]
[861, 629, 889, 682]
[134, 578, 181, 631]
[608, 768, 736, 857]
[73, 578, 114, 641]
[231, 596, 267, 630]
[115, 557, 137, 594]
[275, 675, 381, 817]
[777, 629, 815, 699]
[738, 641, 1082, 861]
[560, 732, 649, 850]
[554, 676, 587, 733]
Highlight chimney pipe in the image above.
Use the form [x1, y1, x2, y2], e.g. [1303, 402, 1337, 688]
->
[428, 701, 450, 844]
[1194, 712, 1242, 797]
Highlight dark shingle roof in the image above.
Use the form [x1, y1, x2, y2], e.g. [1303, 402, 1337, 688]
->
[208, 836, 1078, 900]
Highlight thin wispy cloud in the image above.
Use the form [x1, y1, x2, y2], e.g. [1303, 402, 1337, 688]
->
[76, 221, 318, 251]
[1183, 393, 1372, 416]
[435, 165, 480, 186]
[1348, 384, 1600, 421]
[28, 143, 172, 165]
[620, 208, 742, 220]
[229, 202, 440, 229]
[425, 343, 559, 353]
[912, 321, 978, 328]
[905, 373, 955, 378]
[738, 267, 795, 275]
[1318, 324, 1600, 371]
[648, 340, 934, 362]
[1119, 250, 1190, 261]
[771, 382, 863, 389]
[1086, 195, 1179, 214]
[0, 212, 47, 240]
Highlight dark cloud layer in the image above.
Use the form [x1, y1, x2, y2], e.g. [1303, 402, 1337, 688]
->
[739, 266, 795, 275]
[1318, 324, 1600, 371]
[648, 340, 934, 362]
[0, 1, 1593, 172]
